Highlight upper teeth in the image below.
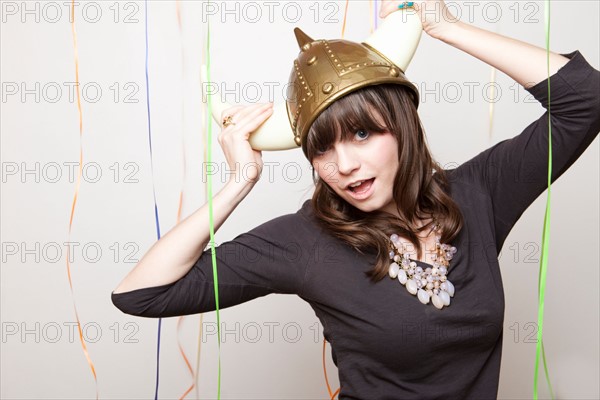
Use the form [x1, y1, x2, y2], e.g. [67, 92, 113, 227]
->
[350, 180, 365, 188]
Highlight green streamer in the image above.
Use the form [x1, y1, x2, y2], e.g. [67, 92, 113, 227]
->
[533, 1, 555, 399]
[205, 4, 222, 399]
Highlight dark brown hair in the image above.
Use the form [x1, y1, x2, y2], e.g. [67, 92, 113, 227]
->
[306, 84, 464, 281]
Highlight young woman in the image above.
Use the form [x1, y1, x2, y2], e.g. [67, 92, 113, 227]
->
[112, 1, 599, 397]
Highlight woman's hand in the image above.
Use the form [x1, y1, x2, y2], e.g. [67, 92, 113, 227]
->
[379, 0, 459, 41]
[218, 102, 274, 187]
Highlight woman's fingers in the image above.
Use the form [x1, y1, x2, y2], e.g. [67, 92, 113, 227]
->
[379, 1, 397, 18]
[221, 103, 274, 139]
[218, 103, 274, 150]
[216, 103, 273, 185]
[221, 105, 244, 123]
[380, 1, 413, 18]
[234, 103, 274, 137]
[222, 103, 272, 127]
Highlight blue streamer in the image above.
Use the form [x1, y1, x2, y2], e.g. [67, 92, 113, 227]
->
[143, 0, 163, 398]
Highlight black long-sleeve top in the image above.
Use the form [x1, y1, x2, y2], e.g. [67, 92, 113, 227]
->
[112, 51, 600, 399]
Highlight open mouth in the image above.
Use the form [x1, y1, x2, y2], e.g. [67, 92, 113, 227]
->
[347, 178, 375, 194]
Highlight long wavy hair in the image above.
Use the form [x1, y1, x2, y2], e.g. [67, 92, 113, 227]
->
[305, 84, 464, 281]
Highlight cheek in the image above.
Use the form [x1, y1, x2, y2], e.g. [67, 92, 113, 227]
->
[313, 160, 339, 183]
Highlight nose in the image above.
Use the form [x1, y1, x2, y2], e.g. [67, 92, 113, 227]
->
[334, 143, 360, 176]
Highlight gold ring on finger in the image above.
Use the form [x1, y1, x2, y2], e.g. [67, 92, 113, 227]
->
[222, 115, 236, 127]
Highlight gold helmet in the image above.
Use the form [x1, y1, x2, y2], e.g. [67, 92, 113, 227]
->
[287, 27, 420, 156]
[206, 8, 423, 152]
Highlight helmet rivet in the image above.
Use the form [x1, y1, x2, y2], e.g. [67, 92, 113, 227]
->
[302, 43, 311, 51]
[294, 135, 302, 146]
[389, 67, 400, 77]
[307, 55, 317, 65]
[322, 83, 334, 94]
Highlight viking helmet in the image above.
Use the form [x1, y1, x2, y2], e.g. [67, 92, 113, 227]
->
[205, 8, 423, 153]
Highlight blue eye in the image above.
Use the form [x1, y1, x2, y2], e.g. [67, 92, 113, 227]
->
[355, 129, 369, 141]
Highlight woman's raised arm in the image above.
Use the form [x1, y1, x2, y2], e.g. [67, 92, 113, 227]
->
[112, 103, 274, 294]
[381, 0, 569, 87]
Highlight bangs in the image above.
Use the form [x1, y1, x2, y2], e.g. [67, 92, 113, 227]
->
[306, 87, 392, 160]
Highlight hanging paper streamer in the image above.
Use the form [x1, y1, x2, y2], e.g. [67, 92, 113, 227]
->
[142, 1, 165, 399]
[369, 0, 374, 34]
[322, 339, 340, 400]
[341, 0, 350, 38]
[66, 0, 99, 397]
[172, 2, 197, 399]
[533, 0, 555, 398]
[205, 5, 223, 398]
[194, 18, 210, 399]
[176, 317, 195, 399]
[373, 0, 379, 31]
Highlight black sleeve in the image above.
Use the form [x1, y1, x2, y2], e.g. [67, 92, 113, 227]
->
[455, 50, 600, 251]
[111, 211, 319, 318]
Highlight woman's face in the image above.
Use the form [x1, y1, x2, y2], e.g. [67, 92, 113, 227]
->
[311, 127, 400, 216]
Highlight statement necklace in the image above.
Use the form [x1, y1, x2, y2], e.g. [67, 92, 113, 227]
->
[388, 222, 457, 309]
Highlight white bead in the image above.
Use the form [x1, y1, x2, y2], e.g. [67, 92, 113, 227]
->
[417, 289, 430, 304]
[439, 290, 450, 306]
[432, 294, 444, 309]
[426, 282, 434, 290]
[393, 254, 400, 262]
[389, 262, 400, 279]
[446, 280, 455, 297]
[398, 269, 408, 284]
[409, 261, 417, 268]
[406, 279, 418, 295]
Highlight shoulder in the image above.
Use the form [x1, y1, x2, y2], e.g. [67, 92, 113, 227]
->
[246, 199, 323, 241]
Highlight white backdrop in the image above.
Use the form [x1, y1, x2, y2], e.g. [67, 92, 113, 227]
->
[1, 1, 598, 399]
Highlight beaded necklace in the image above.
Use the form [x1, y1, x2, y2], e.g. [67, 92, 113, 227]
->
[388, 222, 457, 309]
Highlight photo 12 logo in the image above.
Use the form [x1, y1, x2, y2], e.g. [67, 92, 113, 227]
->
[2, 162, 140, 184]
[1, 2, 141, 24]
[200, 1, 341, 24]
[2, 241, 140, 264]
[2, 321, 140, 344]
[2, 82, 140, 104]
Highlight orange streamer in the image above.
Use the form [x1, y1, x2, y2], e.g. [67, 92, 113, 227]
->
[369, 0, 374, 34]
[67, 0, 98, 397]
[323, 338, 340, 399]
[174, 1, 196, 399]
[332, 387, 341, 400]
[341, 0, 350, 38]
[193, 15, 211, 400]
[177, 315, 195, 400]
